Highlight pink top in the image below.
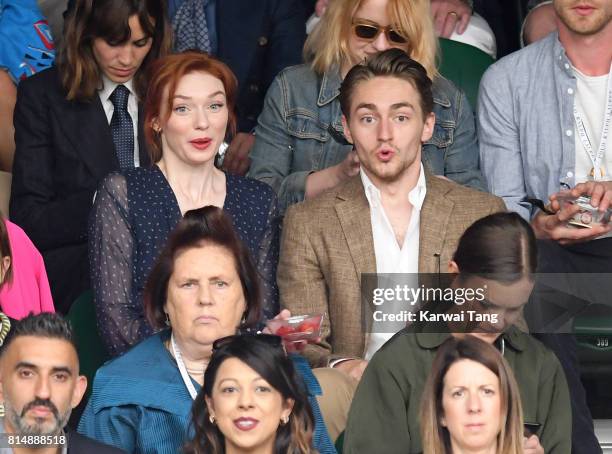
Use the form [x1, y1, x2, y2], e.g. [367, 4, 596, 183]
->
[0, 220, 55, 318]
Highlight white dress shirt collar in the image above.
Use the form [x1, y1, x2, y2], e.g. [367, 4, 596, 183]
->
[99, 75, 136, 102]
[359, 164, 427, 213]
[98, 76, 140, 168]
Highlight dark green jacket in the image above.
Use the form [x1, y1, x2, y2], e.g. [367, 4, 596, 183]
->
[344, 327, 571, 453]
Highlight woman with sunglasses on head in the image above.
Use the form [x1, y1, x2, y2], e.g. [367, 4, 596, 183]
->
[343, 212, 571, 453]
[8, 0, 171, 313]
[420, 336, 524, 454]
[89, 51, 280, 358]
[248, 0, 485, 213]
[79, 206, 334, 454]
[186, 334, 316, 454]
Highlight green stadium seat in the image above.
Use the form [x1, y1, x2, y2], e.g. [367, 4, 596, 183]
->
[335, 430, 344, 453]
[66, 290, 109, 395]
[573, 304, 612, 377]
[438, 38, 495, 110]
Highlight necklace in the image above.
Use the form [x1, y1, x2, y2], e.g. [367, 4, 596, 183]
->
[170, 334, 205, 400]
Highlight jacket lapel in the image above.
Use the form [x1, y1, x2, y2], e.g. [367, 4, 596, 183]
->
[334, 177, 376, 357]
[334, 176, 377, 280]
[62, 96, 119, 179]
[419, 174, 454, 273]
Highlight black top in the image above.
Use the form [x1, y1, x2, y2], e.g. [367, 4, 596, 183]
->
[67, 431, 127, 454]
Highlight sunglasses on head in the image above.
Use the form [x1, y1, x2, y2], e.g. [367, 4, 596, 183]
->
[212, 333, 285, 353]
[352, 21, 407, 45]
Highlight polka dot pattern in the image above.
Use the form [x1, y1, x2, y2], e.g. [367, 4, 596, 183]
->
[89, 166, 280, 357]
[109, 85, 135, 171]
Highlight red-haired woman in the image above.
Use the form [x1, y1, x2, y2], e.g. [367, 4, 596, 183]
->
[89, 51, 280, 357]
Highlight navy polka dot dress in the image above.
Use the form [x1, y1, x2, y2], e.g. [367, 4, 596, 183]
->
[89, 166, 280, 357]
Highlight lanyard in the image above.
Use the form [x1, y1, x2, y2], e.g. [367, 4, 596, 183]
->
[171, 333, 199, 400]
[573, 68, 612, 181]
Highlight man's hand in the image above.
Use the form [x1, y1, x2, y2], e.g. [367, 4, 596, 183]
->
[430, 0, 471, 38]
[264, 309, 324, 353]
[551, 180, 612, 213]
[315, 0, 330, 17]
[222, 132, 255, 175]
[532, 181, 612, 244]
[334, 359, 369, 381]
[523, 435, 544, 454]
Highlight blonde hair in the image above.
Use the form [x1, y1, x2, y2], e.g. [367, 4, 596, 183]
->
[304, 0, 438, 79]
[420, 336, 524, 454]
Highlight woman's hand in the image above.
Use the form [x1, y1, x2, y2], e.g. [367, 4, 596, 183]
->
[305, 150, 360, 200]
[523, 435, 544, 454]
[430, 0, 471, 38]
[315, 0, 330, 17]
[222, 132, 255, 175]
[262, 309, 292, 334]
[335, 149, 361, 181]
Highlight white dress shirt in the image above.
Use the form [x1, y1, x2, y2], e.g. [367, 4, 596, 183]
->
[361, 165, 427, 359]
[98, 76, 140, 167]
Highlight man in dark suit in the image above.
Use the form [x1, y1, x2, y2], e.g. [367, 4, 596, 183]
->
[0, 313, 124, 453]
[167, 0, 307, 175]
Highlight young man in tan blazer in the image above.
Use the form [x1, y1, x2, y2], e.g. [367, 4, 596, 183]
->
[278, 49, 505, 379]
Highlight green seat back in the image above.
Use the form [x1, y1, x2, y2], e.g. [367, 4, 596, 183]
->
[573, 304, 612, 373]
[66, 290, 109, 394]
[335, 430, 344, 453]
[438, 38, 495, 109]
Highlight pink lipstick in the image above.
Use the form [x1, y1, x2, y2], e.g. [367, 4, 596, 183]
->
[233, 417, 259, 431]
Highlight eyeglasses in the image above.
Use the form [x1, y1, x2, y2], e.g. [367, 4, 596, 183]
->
[352, 21, 407, 45]
[212, 333, 284, 353]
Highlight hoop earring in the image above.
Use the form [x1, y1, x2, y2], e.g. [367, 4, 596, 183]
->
[281, 415, 289, 425]
[165, 313, 170, 327]
[209, 415, 215, 424]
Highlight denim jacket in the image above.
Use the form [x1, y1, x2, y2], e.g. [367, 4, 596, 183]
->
[249, 64, 485, 212]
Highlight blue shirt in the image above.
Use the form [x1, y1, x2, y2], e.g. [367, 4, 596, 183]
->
[78, 331, 335, 454]
[0, 0, 55, 83]
[167, 0, 218, 54]
[478, 32, 584, 220]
